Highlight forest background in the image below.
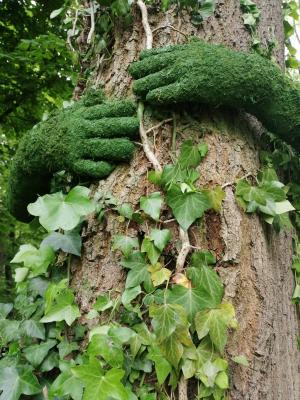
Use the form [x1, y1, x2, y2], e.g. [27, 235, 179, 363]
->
[0, 2, 300, 398]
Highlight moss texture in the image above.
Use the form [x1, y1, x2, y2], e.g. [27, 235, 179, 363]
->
[7, 92, 139, 221]
[129, 40, 300, 151]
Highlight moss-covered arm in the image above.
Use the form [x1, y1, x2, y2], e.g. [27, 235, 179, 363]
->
[7, 92, 139, 221]
[129, 41, 300, 151]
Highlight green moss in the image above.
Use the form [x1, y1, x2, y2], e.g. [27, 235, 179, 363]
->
[7, 93, 139, 221]
[129, 41, 300, 151]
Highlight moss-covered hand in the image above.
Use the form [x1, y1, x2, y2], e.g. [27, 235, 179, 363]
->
[7, 92, 139, 221]
[129, 40, 300, 151]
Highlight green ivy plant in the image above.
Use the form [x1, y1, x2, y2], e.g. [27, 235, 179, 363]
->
[235, 168, 295, 231]
[0, 142, 251, 400]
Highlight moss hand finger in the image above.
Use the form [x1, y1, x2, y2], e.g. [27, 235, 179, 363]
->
[81, 138, 135, 162]
[83, 100, 136, 120]
[73, 160, 115, 178]
[129, 53, 175, 79]
[139, 44, 187, 59]
[146, 82, 189, 104]
[132, 68, 177, 97]
[80, 117, 139, 138]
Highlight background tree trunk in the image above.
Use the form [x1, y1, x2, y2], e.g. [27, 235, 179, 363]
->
[71, 1, 300, 398]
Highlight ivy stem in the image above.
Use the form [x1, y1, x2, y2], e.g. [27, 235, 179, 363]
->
[67, 254, 71, 283]
[136, 2, 189, 399]
[136, 0, 153, 49]
[176, 228, 190, 273]
[222, 172, 254, 189]
[138, 102, 162, 172]
[172, 112, 177, 153]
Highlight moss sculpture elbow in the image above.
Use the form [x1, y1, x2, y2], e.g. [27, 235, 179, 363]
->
[7, 92, 139, 221]
[129, 40, 300, 151]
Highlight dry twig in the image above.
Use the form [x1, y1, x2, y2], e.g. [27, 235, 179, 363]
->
[87, 1, 95, 44]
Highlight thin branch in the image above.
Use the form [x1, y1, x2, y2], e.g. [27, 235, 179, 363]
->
[42, 386, 49, 400]
[178, 377, 188, 400]
[176, 226, 190, 400]
[176, 227, 190, 273]
[146, 118, 173, 134]
[67, 8, 79, 51]
[138, 102, 162, 172]
[222, 172, 253, 189]
[152, 24, 189, 41]
[87, 1, 95, 44]
[137, 0, 153, 49]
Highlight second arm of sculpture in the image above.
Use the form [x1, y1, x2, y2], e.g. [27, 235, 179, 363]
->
[129, 40, 300, 151]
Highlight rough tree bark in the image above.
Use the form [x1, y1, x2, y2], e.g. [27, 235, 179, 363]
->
[71, 1, 300, 398]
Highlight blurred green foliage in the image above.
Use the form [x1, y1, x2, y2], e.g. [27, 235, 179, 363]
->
[0, 0, 77, 299]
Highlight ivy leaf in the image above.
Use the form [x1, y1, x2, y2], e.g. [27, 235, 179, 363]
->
[0, 320, 21, 343]
[121, 286, 141, 309]
[140, 192, 163, 221]
[23, 340, 56, 367]
[108, 326, 135, 345]
[195, 304, 236, 352]
[150, 267, 172, 287]
[40, 290, 80, 326]
[159, 332, 183, 368]
[44, 279, 68, 314]
[28, 186, 96, 231]
[242, 12, 256, 25]
[58, 340, 79, 358]
[117, 203, 134, 220]
[93, 294, 113, 312]
[187, 265, 223, 309]
[182, 358, 197, 379]
[0, 366, 41, 400]
[40, 351, 59, 372]
[147, 346, 172, 385]
[215, 371, 229, 389]
[21, 319, 45, 340]
[141, 238, 161, 265]
[11, 244, 55, 277]
[197, 360, 225, 388]
[178, 140, 207, 168]
[14, 267, 28, 282]
[149, 303, 187, 343]
[41, 231, 82, 256]
[232, 355, 249, 366]
[149, 229, 171, 251]
[190, 250, 216, 266]
[166, 185, 211, 230]
[41, 303, 80, 326]
[196, 338, 214, 368]
[112, 235, 139, 257]
[72, 359, 128, 400]
[50, 369, 84, 400]
[0, 303, 13, 319]
[122, 252, 152, 290]
[199, 0, 217, 19]
[88, 334, 124, 368]
[167, 284, 217, 323]
[203, 186, 225, 212]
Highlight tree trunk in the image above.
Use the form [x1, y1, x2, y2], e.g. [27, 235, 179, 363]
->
[71, 1, 300, 398]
